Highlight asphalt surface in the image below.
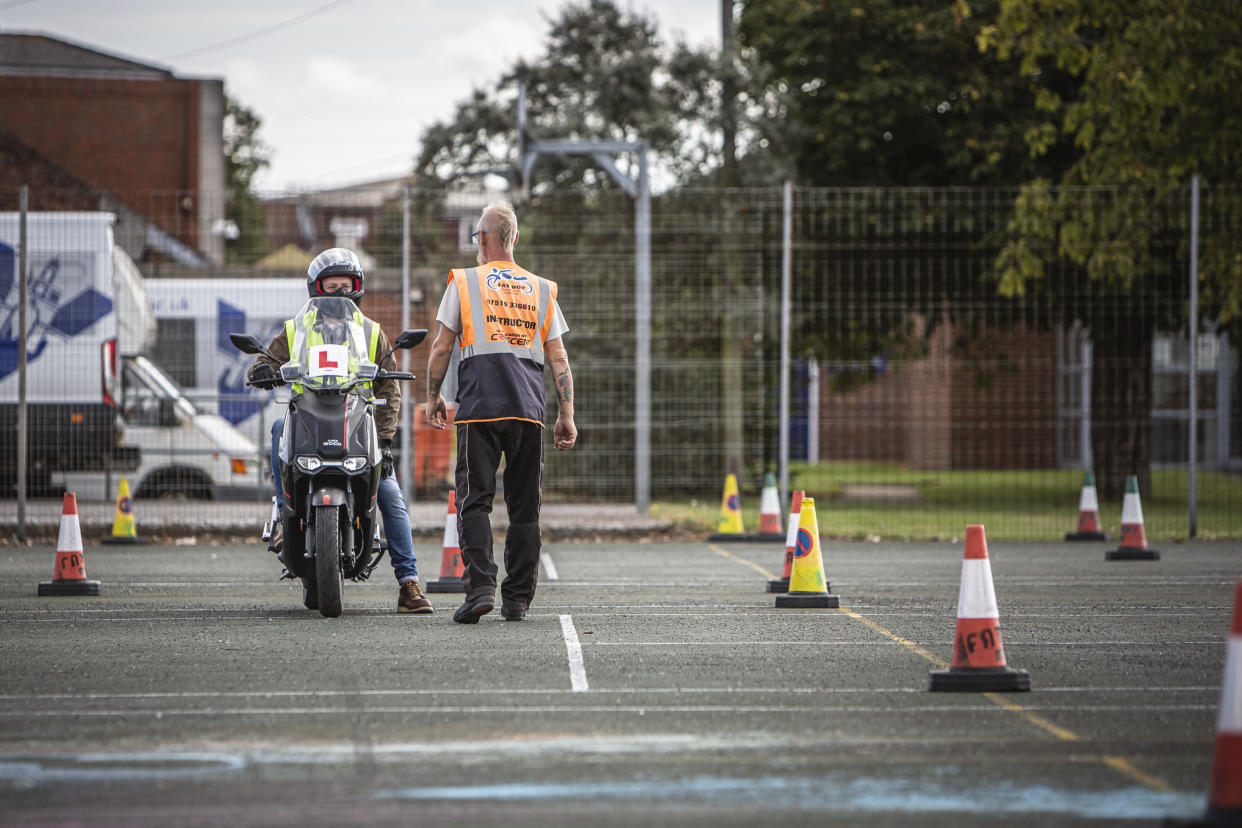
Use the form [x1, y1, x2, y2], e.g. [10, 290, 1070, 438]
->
[1, 534, 1238, 826]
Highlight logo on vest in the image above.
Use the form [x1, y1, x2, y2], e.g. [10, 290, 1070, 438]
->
[485, 267, 533, 294]
[490, 330, 531, 346]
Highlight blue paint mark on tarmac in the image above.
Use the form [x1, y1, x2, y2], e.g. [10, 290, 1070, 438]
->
[0, 753, 244, 783]
[376, 774, 1206, 820]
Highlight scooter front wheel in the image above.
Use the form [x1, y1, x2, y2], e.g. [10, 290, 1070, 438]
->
[314, 507, 344, 618]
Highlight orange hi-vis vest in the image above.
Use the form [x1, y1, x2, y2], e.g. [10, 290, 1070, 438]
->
[450, 262, 558, 425]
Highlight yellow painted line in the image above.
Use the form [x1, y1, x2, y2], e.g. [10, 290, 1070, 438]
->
[837, 606, 948, 668]
[706, 542, 1176, 793]
[708, 544, 780, 579]
[983, 691, 1080, 742]
[1100, 756, 1178, 793]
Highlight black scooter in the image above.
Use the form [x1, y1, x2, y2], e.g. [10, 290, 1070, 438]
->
[230, 297, 425, 617]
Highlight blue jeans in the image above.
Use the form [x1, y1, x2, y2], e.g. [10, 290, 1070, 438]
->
[271, 417, 418, 583]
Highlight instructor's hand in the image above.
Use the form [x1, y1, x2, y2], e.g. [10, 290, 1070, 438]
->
[554, 414, 577, 451]
[428, 395, 448, 430]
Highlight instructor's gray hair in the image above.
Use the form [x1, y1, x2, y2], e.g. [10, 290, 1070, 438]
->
[479, 199, 518, 254]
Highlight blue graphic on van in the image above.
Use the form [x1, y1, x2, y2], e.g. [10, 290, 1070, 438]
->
[217, 299, 259, 425]
[216, 299, 283, 425]
[0, 243, 112, 381]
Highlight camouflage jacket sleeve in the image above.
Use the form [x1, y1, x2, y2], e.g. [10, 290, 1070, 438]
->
[373, 328, 400, 444]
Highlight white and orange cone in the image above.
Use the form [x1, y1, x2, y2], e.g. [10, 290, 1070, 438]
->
[1203, 581, 1242, 823]
[767, 490, 803, 593]
[1107, 475, 1159, 561]
[774, 496, 839, 608]
[425, 490, 466, 593]
[930, 525, 1028, 691]
[38, 493, 101, 596]
[754, 473, 785, 541]
[1065, 472, 1108, 542]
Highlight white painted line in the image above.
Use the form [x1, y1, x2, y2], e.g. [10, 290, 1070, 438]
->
[0, 685, 1215, 702]
[559, 614, 589, 693]
[0, 703, 1217, 718]
[542, 555, 559, 581]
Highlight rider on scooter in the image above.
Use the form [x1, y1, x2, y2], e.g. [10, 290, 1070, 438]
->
[246, 248, 432, 614]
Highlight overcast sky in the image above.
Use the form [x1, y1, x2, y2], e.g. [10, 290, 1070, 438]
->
[2, 0, 722, 192]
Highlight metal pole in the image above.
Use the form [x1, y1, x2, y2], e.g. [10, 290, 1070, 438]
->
[1188, 175, 1200, 538]
[778, 181, 792, 511]
[16, 186, 28, 541]
[635, 144, 651, 514]
[400, 184, 414, 506]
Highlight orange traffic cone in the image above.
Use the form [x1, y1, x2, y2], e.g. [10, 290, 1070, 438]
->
[775, 496, 839, 608]
[767, 490, 803, 593]
[38, 493, 101, 596]
[1183, 581, 1242, 825]
[1107, 475, 1159, 561]
[930, 525, 1028, 691]
[753, 472, 785, 542]
[425, 490, 466, 593]
[1064, 472, 1108, 542]
[707, 473, 747, 542]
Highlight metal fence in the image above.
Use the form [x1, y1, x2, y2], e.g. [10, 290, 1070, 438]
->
[3, 183, 1240, 539]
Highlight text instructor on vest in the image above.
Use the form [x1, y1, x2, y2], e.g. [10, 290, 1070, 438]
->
[426, 200, 576, 624]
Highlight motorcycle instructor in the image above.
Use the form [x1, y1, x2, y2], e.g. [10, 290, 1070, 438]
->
[246, 248, 433, 614]
[425, 200, 577, 624]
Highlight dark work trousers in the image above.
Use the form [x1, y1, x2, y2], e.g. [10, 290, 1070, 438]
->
[455, 419, 544, 609]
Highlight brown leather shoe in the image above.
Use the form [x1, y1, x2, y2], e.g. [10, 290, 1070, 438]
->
[398, 579, 433, 614]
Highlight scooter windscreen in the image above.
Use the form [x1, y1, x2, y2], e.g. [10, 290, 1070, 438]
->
[281, 297, 378, 392]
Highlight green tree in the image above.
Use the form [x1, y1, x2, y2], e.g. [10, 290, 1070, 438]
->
[982, 0, 1242, 497]
[223, 95, 272, 264]
[415, 0, 728, 190]
[737, 0, 1067, 186]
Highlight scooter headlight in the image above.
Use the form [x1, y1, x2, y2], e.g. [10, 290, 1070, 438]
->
[342, 456, 368, 472]
[296, 455, 323, 472]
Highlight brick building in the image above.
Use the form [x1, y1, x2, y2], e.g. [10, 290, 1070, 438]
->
[0, 32, 226, 264]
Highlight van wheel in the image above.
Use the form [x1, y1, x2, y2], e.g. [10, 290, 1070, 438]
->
[138, 468, 213, 500]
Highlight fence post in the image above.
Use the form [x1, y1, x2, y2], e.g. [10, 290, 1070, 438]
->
[635, 145, 651, 513]
[16, 186, 28, 541]
[1188, 175, 1200, 538]
[400, 184, 414, 506]
[778, 181, 792, 510]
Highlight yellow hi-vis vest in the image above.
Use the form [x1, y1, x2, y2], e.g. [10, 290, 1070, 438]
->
[284, 308, 380, 395]
[451, 262, 558, 425]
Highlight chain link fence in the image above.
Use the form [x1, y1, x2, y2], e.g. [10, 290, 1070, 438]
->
[3, 183, 1239, 539]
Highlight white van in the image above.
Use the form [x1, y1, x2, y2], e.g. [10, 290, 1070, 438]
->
[0, 212, 260, 501]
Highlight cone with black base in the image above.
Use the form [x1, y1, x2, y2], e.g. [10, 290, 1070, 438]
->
[930, 525, 1029, 692]
[1167, 581, 1242, 827]
[767, 490, 803, 593]
[1065, 472, 1108, 541]
[101, 477, 147, 545]
[775, 497, 839, 608]
[707, 473, 747, 542]
[38, 493, 101, 596]
[1107, 475, 1159, 561]
[425, 490, 466, 593]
